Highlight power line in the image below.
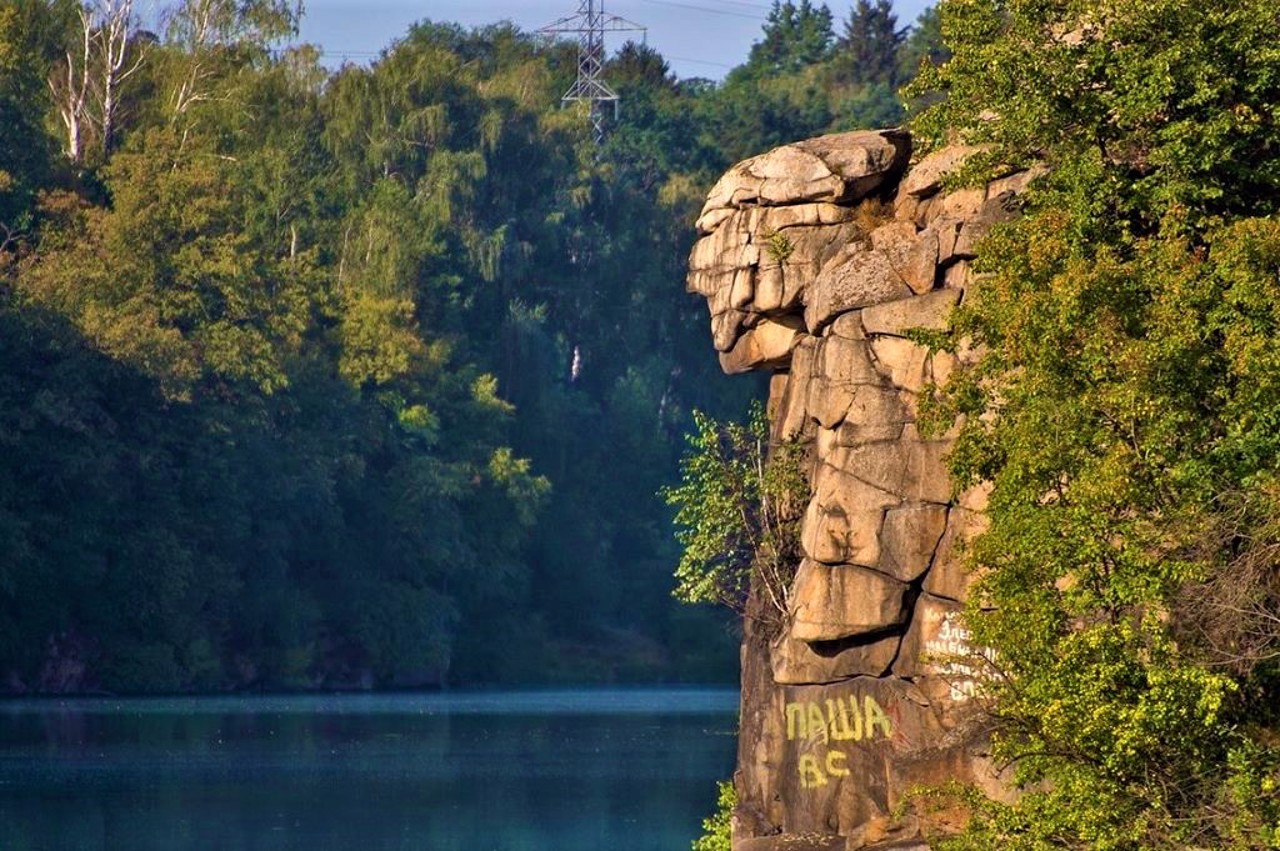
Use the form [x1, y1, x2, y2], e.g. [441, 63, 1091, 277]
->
[539, 1, 646, 144]
[637, 0, 764, 20]
[702, 0, 772, 9]
[315, 47, 729, 70]
[665, 54, 733, 68]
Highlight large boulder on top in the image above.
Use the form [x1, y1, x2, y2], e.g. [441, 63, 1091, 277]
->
[682, 130, 1041, 851]
[697, 130, 912, 231]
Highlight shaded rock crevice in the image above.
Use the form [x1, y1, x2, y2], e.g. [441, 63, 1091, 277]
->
[685, 130, 1033, 850]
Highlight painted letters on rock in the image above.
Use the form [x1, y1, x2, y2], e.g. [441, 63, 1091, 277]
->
[686, 131, 1030, 850]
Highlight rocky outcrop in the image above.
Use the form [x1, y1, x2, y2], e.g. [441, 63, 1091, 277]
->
[685, 130, 1034, 849]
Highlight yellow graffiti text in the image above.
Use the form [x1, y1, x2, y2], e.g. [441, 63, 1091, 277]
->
[784, 694, 893, 744]
[796, 751, 850, 789]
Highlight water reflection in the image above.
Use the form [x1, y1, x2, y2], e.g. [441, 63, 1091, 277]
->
[0, 689, 738, 851]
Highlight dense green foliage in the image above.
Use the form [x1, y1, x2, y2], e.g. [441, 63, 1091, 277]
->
[664, 404, 808, 628]
[907, 0, 1280, 845]
[0, 1, 937, 693]
[692, 779, 736, 851]
[706, 0, 946, 165]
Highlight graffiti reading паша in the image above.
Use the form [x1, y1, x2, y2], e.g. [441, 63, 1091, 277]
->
[784, 693, 893, 789]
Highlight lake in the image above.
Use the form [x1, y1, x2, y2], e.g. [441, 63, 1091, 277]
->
[0, 688, 738, 851]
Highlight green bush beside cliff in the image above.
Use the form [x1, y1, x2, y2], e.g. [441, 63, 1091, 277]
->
[910, 0, 1280, 845]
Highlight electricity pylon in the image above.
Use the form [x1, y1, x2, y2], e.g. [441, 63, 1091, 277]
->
[539, 1, 646, 144]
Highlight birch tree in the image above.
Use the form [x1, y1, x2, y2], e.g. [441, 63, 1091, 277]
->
[48, 3, 92, 163]
[163, 0, 297, 117]
[47, 0, 146, 164]
[94, 0, 145, 158]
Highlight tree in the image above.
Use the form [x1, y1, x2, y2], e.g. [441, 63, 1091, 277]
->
[895, 6, 946, 87]
[905, 0, 1280, 845]
[692, 780, 735, 851]
[664, 404, 808, 632]
[46, 0, 148, 164]
[0, 0, 60, 249]
[835, 0, 906, 86]
[94, 0, 146, 157]
[705, 4, 950, 161]
[20, 124, 319, 398]
[1, 2, 786, 693]
[161, 0, 298, 120]
[746, 1, 834, 76]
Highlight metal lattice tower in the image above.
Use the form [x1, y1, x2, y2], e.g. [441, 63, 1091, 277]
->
[539, 1, 646, 144]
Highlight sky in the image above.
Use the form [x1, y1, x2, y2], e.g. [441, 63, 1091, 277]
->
[296, 0, 936, 81]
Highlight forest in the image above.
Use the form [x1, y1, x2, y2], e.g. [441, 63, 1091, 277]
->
[0, 0, 941, 693]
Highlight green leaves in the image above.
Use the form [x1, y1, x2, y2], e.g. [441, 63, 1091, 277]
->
[748, 1, 836, 76]
[909, 0, 1280, 233]
[691, 779, 735, 851]
[18, 125, 315, 398]
[835, 0, 908, 87]
[906, 0, 1280, 845]
[664, 403, 808, 630]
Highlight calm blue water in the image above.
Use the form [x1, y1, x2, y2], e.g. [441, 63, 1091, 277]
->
[0, 688, 738, 851]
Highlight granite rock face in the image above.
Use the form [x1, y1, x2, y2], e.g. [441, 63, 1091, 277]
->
[685, 131, 1033, 850]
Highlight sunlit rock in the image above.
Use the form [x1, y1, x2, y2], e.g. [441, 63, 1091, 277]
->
[789, 559, 909, 642]
[683, 130, 1035, 850]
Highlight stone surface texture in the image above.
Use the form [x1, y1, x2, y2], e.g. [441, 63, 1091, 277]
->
[685, 130, 1033, 850]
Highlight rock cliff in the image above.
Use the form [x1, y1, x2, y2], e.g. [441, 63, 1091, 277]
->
[686, 130, 1036, 850]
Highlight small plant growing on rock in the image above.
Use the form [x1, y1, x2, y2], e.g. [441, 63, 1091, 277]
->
[852, 196, 891, 239]
[663, 402, 809, 631]
[761, 229, 794, 264]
